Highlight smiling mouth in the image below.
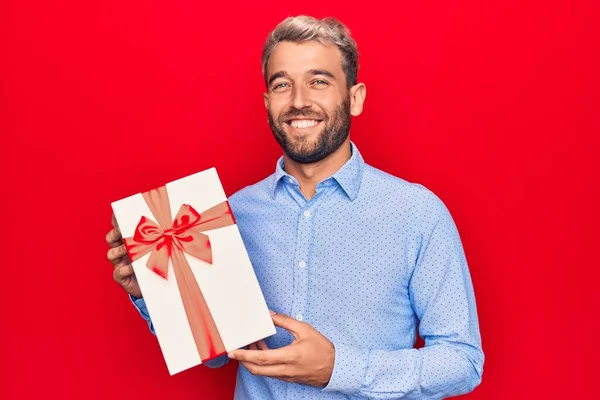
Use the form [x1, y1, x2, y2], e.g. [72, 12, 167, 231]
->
[285, 119, 323, 129]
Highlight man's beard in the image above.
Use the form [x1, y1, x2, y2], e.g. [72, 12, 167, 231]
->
[268, 96, 352, 164]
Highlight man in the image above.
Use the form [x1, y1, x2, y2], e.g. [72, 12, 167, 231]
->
[106, 15, 483, 399]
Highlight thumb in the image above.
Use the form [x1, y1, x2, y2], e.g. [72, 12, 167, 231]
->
[271, 312, 304, 337]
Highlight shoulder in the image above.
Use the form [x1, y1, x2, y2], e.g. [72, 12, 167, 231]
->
[362, 164, 443, 206]
[228, 173, 276, 212]
[360, 163, 452, 228]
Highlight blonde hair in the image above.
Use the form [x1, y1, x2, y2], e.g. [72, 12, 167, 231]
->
[261, 15, 359, 88]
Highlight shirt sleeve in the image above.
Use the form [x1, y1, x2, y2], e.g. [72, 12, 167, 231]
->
[322, 193, 484, 399]
[128, 295, 230, 369]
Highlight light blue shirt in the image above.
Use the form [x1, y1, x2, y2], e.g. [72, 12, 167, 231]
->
[131, 143, 483, 399]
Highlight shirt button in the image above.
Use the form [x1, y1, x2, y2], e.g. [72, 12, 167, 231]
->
[303, 210, 311, 217]
[296, 314, 303, 321]
[298, 260, 306, 268]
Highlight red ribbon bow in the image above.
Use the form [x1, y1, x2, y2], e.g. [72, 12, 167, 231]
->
[124, 186, 236, 361]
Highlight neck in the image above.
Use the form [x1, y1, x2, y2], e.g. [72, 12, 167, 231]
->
[283, 139, 352, 200]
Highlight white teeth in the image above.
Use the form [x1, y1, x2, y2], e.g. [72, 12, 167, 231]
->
[290, 119, 318, 129]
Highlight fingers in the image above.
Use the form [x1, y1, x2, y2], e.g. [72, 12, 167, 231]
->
[107, 244, 128, 266]
[247, 340, 269, 351]
[111, 213, 121, 233]
[108, 214, 123, 245]
[113, 263, 135, 283]
[105, 228, 123, 247]
[240, 361, 290, 380]
[112, 263, 142, 298]
[107, 215, 141, 298]
[228, 347, 297, 366]
[271, 313, 304, 337]
[257, 340, 269, 351]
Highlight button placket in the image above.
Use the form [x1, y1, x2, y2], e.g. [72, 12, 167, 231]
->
[290, 205, 313, 324]
[288, 183, 334, 325]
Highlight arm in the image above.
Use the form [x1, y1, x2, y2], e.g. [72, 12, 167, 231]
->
[322, 195, 484, 399]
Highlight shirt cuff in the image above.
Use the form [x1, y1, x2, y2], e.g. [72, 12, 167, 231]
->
[203, 354, 230, 369]
[321, 342, 369, 395]
[128, 294, 156, 335]
[129, 294, 149, 317]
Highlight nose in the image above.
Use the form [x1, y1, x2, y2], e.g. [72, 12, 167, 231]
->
[290, 85, 312, 110]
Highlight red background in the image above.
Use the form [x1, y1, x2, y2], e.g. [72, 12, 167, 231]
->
[1, 1, 599, 398]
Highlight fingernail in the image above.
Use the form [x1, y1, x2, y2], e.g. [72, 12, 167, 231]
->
[269, 310, 276, 316]
[227, 352, 235, 359]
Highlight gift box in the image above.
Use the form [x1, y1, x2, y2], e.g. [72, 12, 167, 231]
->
[111, 167, 276, 375]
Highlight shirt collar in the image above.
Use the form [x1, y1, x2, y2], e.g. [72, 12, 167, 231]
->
[271, 141, 365, 201]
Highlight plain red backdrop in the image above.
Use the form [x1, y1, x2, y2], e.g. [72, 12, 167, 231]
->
[1, 0, 599, 399]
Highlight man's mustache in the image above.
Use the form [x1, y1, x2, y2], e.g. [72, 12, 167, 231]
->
[278, 108, 327, 123]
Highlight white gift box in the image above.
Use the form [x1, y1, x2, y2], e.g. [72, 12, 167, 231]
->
[111, 167, 276, 375]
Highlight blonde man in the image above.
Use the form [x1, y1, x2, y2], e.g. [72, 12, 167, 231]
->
[107, 15, 484, 399]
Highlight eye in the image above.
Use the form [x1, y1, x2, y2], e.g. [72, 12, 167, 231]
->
[311, 79, 329, 88]
[271, 82, 290, 92]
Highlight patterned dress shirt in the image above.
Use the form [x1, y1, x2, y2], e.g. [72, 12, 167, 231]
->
[131, 142, 484, 399]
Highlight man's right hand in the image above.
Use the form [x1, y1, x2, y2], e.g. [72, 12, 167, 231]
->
[106, 214, 142, 299]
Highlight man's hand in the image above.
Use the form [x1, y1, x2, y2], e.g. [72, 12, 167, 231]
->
[228, 311, 335, 387]
[106, 214, 142, 299]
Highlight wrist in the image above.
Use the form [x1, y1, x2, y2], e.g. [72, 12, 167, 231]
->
[321, 341, 335, 386]
[321, 342, 368, 395]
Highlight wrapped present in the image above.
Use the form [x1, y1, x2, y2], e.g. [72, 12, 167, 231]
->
[111, 168, 276, 375]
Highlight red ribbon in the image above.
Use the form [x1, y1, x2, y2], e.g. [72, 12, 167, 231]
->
[124, 186, 236, 361]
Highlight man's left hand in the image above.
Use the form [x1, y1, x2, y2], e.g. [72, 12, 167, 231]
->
[228, 311, 335, 387]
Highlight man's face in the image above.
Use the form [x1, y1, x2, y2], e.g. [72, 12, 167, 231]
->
[264, 41, 354, 164]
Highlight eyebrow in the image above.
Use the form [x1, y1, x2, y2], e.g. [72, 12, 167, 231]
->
[267, 71, 290, 87]
[267, 69, 337, 87]
[307, 69, 335, 80]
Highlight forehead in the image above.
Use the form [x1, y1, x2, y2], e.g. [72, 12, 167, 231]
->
[266, 41, 345, 79]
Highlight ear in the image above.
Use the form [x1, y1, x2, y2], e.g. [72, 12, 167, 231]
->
[349, 83, 366, 117]
[263, 91, 269, 110]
